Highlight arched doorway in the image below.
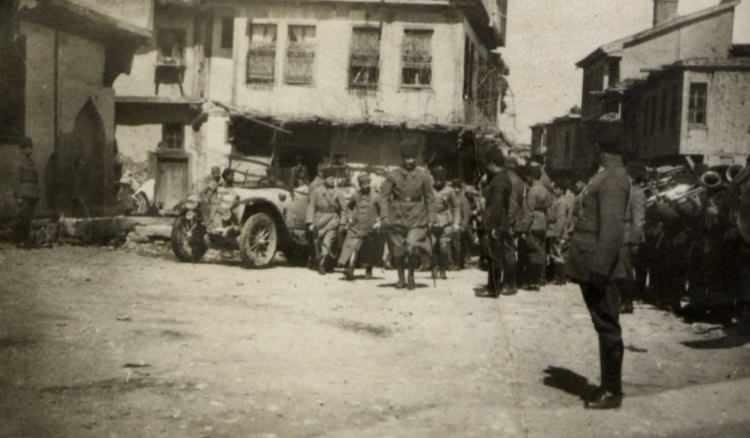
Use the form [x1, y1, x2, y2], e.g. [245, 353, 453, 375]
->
[69, 99, 108, 216]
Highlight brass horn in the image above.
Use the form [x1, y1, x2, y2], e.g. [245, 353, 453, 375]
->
[726, 164, 745, 183]
[700, 170, 723, 189]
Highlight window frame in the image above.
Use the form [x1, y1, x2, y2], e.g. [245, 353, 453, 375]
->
[400, 28, 434, 89]
[161, 123, 185, 150]
[688, 82, 708, 128]
[349, 26, 382, 90]
[246, 22, 279, 85]
[284, 24, 317, 86]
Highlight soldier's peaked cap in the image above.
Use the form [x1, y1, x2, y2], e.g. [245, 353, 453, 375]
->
[485, 147, 505, 166]
[321, 166, 336, 177]
[431, 165, 447, 179]
[357, 173, 371, 184]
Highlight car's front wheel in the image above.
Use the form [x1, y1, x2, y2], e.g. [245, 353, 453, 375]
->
[239, 212, 278, 268]
[171, 215, 207, 262]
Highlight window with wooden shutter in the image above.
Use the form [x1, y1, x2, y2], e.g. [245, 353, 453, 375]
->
[285, 25, 316, 85]
[349, 27, 381, 89]
[246, 23, 277, 84]
[688, 82, 707, 126]
[401, 29, 433, 88]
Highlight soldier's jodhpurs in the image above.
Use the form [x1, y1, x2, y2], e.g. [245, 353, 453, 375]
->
[487, 233, 517, 291]
[581, 281, 624, 395]
[15, 197, 38, 244]
[315, 229, 337, 259]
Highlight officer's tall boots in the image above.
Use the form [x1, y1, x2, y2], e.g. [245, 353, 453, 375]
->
[438, 249, 448, 280]
[407, 254, 417, 290]
[395, 257, 406, 289]
[586, 338, 624, 409]
[318, 255, 327, 275]
[487, 266, 498, 297]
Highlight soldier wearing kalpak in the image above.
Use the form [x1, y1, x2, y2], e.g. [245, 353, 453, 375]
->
[14, 137, 40, 248]
[306, 167, 345, 275]
[481, 148, 515, 297]
[380, 142, 436, 290]
[431, 166, 460, 279]
[565, 139, 630, 410]
[338, 173, 382, 281]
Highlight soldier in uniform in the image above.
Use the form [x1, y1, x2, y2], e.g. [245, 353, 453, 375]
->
[306, 167, 345, 275]
[338, 173, 382, 281]
[450, 179, 474, 270]
[431, 166, 460, 280]
[506, 156, 527, 294]
[380, 142, 436, 290]
[14, 137, 40, 248]
[289, 155, 309, 188]
[565, 140, 630, 410]
[481, 148, 514, 297]
[522, 165, 553, 290]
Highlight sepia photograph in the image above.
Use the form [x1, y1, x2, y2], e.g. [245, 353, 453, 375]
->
[1, 0, 750, 436]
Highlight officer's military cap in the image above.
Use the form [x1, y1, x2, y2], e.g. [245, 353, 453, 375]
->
[431, 165, 447, 180]
[357, 173, 371, 184]
[485, 147, 505, 166]
[321, 166, 336, 177]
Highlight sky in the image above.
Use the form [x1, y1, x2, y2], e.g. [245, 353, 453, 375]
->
[501, 0, 750, 144]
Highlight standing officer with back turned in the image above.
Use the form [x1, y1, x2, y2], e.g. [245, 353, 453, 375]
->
[565, 139, 630, 410]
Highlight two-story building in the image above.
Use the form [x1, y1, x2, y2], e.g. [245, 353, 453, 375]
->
[114, 0, 509, 209]
[543, 0, 742, 174]
[613, 57, 750, 166]
[0, 0, 151, 219]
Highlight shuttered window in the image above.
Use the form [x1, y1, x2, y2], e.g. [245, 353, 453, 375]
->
[285, 25, 316, 85]
[349, 27, 381, 88]
[688, 82, 707, 126]
[401, 29, 433, 88]
[246, 23, 277, 84]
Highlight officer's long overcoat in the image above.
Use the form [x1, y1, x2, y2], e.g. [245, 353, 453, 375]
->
[565, 155, 631, 283]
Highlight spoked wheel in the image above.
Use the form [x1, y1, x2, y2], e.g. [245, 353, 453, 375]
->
[171, 215, 207, 262]
[239, 212, 278, 268]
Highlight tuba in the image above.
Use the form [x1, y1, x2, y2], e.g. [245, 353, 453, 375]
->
[726, 164, 744, 183]
[700, 169, 723, 190]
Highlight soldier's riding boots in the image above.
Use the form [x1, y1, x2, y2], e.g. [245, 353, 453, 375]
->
[318, 257, 327, 275]
[395, 257, 406, 289]
[586, 338, 624, 409]
[344, 264, 355, 281]
[407, 255, 417, 290]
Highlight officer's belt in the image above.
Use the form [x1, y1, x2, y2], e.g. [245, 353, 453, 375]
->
[394, 196, 423, 203]
[316, 207, 338, 214]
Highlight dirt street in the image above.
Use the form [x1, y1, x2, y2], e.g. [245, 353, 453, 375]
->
[1, 244, 750, 438]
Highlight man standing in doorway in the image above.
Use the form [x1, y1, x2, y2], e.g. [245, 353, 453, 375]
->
[14, 137, 40, 248]
[565, 140, 630, 410]
[380, 142, 435, 290]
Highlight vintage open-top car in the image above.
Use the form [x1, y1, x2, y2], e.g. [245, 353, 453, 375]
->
[170, 154, 361, 268]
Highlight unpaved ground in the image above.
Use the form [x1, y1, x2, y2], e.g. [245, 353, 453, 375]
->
[1, 244, 749, 438]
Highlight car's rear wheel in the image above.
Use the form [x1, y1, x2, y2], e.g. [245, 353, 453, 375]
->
[240, 212, 278, 268]
[171, 215, 207, 262]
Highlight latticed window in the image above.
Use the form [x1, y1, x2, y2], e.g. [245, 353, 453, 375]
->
[688, 82, 707, 125]
[285, 25, 316, 85]
[349, 27, 381, 88]
[162, 124, 184, 149]
[246, 23, 277, 83]
[401, 29, 433, 87]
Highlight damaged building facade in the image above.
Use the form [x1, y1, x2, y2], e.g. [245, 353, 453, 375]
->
[0, 0, 151, 219]
[114, 0, 509, 210]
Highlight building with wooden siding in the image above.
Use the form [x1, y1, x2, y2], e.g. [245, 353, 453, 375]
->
[114, 0, 510, 209]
